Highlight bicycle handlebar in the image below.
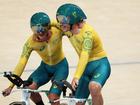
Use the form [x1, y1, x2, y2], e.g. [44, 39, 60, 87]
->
[4, 72, 23, 87]
[52, 80, 75, 97]
[3, 72, 75, 97]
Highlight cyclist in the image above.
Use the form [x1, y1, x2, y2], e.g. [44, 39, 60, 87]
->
[56, 3, 111, 105]
[2, 12, 69, 105]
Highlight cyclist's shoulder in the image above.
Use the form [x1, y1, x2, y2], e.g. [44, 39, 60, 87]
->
[23, 35, 39, 49]
[51, 19, 61, 30]
[24, 35, 34, 44]
[82, 23, 99, 38]
[51, 19, 58, 25]
[83, 23, 95, 32]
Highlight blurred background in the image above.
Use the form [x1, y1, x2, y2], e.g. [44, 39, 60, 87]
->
[0, 0, 140, 105]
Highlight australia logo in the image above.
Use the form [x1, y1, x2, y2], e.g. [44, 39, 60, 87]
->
[40, 46, 46, 51]
[94, 73, 101, 78]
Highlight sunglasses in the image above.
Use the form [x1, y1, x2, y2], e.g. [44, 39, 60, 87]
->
[57, 15, 70, 24]
[32, 24, 50, 34]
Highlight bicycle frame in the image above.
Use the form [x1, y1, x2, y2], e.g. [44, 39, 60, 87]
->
[9, 89, 91, 105]
[9, 88, 49, 105]
[54, 97, 92, 105]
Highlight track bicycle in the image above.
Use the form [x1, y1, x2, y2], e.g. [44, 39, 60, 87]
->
[2, 72, 92, 105]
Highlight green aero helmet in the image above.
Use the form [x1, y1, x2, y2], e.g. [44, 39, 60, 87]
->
[56, 3, 87, 25]
[30, 12, 50, 34]
[30, 12, 50, 27]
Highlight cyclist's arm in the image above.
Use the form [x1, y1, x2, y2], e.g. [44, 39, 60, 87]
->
[74, 50, 89, 79]
[51, 19, 69, 37]
[10, 42, 32, 88]
[74, 33, 93, 79]
[50, 19, 61, 30]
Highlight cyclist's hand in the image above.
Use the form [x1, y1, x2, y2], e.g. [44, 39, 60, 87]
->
[2, 86, 13, 97]
[71, 78, 79, 91]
